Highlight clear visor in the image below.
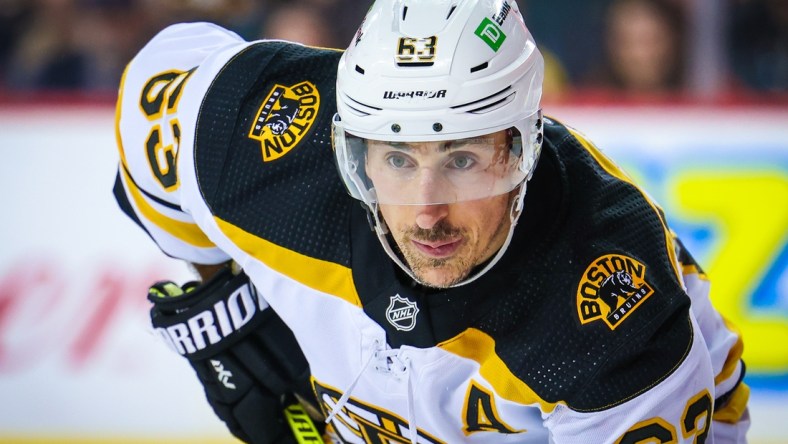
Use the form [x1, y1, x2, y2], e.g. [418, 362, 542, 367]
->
[333, 116, 528, 205]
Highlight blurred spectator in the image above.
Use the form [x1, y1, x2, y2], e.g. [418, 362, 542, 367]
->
[540, 47, 571, 102]
[4, 0, 153, 92]
[0, 1, 35, 83]
[0, 0, 367, 93]
[583, 0, 687, 95]
[151, 0, 267, 41]
[261, 2, 341, 48]
[1, 0, 784, 100]
[521, 0, 613, 87]
[728, 0, 788, 92]
[4, 0, 84, 90]
[259, 0, 369, 48]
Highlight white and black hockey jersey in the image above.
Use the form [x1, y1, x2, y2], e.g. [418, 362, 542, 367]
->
[114, 22, 750, 443]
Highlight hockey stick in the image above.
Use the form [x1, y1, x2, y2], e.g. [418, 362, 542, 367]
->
[283, 400, 325, 443]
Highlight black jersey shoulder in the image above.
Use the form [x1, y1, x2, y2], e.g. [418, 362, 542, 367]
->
[193, 41, 354, 267]
[465, 117, 694, 411]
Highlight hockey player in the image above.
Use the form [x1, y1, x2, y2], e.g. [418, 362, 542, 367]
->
[113, 0, 750, 442]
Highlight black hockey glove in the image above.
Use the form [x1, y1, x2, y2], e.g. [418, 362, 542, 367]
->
[147, 267, 322, 444]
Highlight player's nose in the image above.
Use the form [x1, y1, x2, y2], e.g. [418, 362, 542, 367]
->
[415, 203, 448, 230]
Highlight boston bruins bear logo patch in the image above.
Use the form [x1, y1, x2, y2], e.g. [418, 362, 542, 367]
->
[576, 254, 654, 330]
[248, 81, 320, 162]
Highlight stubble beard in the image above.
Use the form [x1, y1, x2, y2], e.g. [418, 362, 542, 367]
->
[396, 209, 512, 288]
[396, 222, 474, 288]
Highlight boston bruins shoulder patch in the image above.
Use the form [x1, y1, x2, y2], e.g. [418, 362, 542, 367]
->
[576, 254, 654, 330]
[248, 81, 320, 162]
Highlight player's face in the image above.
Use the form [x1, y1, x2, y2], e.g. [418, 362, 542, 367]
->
[368, 134, 515, 287]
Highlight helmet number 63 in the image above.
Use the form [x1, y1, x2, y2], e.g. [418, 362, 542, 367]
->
[396, 36, 437, 67]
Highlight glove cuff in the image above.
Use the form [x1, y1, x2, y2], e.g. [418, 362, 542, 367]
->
[150, 270, 271, 361]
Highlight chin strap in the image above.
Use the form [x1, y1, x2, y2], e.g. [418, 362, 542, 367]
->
[369, 203, 424, 284]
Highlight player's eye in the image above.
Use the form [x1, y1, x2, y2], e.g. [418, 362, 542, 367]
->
[385, 153, 414, 169]
[446, 154, 476, 170]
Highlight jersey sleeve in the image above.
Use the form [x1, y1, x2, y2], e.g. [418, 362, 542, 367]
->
[541, 124, 750, 443]
[113, 22, 246, 264]
[544, 260, 749, 444]
[543, 311, 729, 443]
[673, 234, 751, 442]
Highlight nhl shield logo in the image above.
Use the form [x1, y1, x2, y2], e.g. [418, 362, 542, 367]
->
[385, 295, 419, 332]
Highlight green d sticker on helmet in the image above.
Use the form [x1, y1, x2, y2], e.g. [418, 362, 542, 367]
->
[475, 17, 506, 52]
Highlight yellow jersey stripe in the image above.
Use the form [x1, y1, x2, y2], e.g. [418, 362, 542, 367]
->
[439, 328, 558, 413]
[713, 382, 750, 424]
[215, 217, 362, 307]
[715, 316, 745, 385]
[119, 168, 216, 248]
[115, 62, 132, 170]
[567, 127, 682, 282]
[680, 263, 708, 280]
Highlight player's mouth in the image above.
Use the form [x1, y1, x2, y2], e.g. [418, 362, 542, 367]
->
[410, 238, 463, 258]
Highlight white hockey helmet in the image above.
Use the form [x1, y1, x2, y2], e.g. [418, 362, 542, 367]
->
[333, 0, 544, 207]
